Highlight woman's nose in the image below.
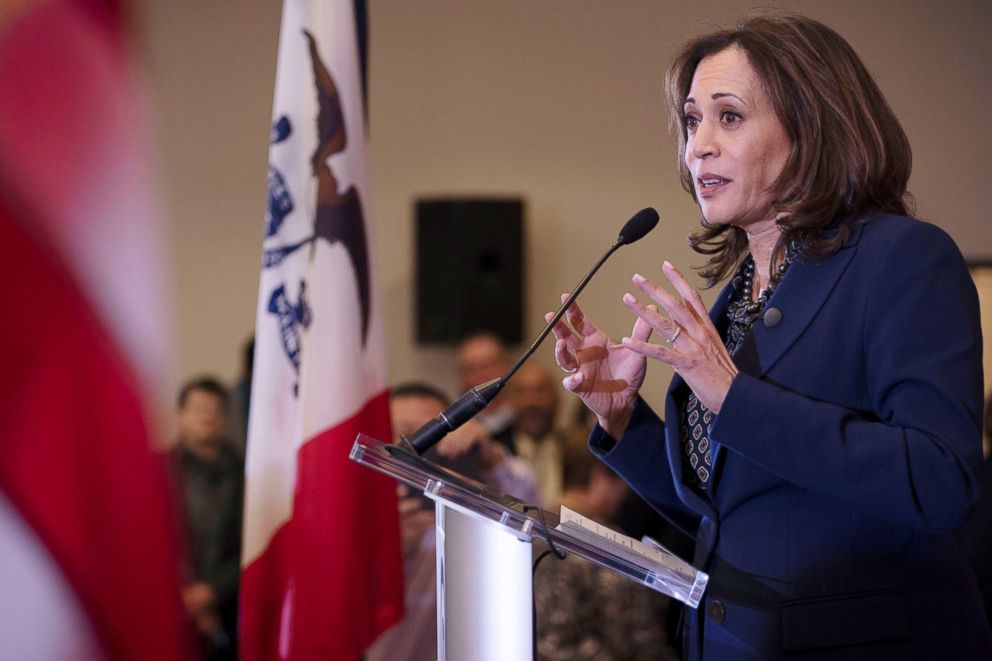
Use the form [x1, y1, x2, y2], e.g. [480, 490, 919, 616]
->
[690, 118, 719, 160]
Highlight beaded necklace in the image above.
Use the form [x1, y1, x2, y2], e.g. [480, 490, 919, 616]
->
[727, 245, 797, 326]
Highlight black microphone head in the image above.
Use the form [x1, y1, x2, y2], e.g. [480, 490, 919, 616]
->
[617, 207, 659, 246]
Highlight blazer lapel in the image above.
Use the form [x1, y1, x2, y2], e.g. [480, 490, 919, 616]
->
[750, 225, 864, 377]
[663, 226, 864, 509]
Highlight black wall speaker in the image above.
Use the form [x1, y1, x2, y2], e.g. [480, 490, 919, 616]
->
[416, 197, 525, 344]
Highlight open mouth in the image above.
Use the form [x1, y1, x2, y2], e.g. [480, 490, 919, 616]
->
[697, 174, 730, 196]
[698, 175, 730, 189]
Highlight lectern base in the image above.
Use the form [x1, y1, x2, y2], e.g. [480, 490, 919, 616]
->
[436, 502, 533, 661]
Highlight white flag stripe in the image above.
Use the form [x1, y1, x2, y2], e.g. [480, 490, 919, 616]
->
[242, 0, 387, 568]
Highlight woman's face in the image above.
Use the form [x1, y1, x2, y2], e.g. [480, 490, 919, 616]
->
[683, 46, 791, 230]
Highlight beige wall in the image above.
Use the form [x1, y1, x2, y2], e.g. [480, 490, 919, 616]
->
[140, 1, 992, 407]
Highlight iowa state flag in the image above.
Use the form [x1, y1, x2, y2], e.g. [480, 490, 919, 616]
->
[240, 1, 404, 659]
[0, 0, 188, 659]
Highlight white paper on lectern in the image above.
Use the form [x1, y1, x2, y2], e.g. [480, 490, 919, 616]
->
[557, 505, 702, 587]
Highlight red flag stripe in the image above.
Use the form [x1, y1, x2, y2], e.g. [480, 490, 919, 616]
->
[0, 195, 190, 660]
[241, 390, 403, 660]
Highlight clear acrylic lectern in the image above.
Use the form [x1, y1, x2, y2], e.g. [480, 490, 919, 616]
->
[351, 433, 707, 661]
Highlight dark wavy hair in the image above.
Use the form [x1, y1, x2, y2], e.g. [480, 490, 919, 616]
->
[665, 13, 914, 287]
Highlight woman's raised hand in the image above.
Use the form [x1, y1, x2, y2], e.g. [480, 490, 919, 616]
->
[548, 294, 654, 439]
[620, 261, 738, 413]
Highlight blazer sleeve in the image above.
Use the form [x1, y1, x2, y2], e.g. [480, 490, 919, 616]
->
[710, 221, 984, 533]
[589, 397, 700, 537]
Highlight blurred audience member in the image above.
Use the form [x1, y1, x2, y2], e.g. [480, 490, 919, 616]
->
[457, 331, 516, 450]
[170, 376, 244, 660]
[535, 439, 679, 660]
[367, 382, 539, 661]
[512, 363, 567, 507]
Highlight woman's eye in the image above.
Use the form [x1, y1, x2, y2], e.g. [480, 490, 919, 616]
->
[684, 115, 700, 131]
[720, 110, 742, 125]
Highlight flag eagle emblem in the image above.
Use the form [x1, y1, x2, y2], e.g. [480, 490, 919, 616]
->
[263, 29, 372, 391]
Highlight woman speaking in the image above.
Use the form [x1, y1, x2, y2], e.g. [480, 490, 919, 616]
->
[551, 13, 991, 660]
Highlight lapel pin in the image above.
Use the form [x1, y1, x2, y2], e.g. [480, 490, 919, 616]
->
[763, 307, 783, 327]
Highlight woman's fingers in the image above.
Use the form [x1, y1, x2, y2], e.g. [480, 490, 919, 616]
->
[631, 272, 703, 337]
[622, 293, 680, 340]
[630, 307, 655, 343]
[560, 292, 584, 332]
[661, 261, 711, 323]
[561, 368, 584, 392]
[562, 368, 627, 395]
[621, 334, 683, 369]
[546, 292, 591, 350]
[631, 269, 722, 345]
[621, 334, 666, 358]
[554, 337, 579, 372]
[561, 292, 604, 340]
[545, 310, 582, 352]
[620, 301, 693, 371]
[660, 261, 725, 345]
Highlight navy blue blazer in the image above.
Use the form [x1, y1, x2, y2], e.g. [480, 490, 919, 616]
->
[591, 214, 991, 660]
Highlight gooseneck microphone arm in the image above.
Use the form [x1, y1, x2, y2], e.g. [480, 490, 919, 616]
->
[501, 240, 622, 385]
[405, 207, 660, 455]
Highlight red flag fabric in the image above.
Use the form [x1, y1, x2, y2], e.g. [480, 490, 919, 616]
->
[239, 1, 404, 659]
[0, 1, 188, 659]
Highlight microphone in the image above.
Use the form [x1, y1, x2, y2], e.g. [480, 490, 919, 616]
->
[617, 206, 660, 245]
[403, 207, 659, 455]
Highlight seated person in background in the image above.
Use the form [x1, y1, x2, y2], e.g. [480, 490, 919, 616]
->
[534, 439, 679, 660]
[170, 376, 243, 661]
[367, 382, 539, 661]
[456, 331, 517, 450]
[512, 363, 567, 508]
